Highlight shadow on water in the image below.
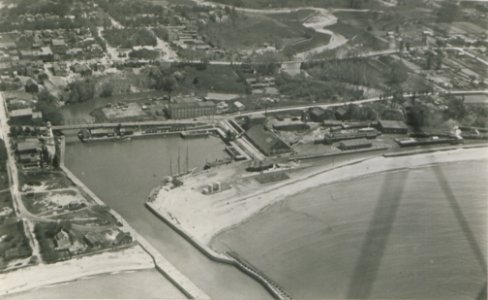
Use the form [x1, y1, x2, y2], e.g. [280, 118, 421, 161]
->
[432, 165, 486, 272]
[346, 170, 409, 298]
[347, 156, 487, 298]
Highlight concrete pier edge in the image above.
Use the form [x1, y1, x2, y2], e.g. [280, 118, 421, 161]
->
[145, 202, 291, 300]
[59, 137, 210, 300]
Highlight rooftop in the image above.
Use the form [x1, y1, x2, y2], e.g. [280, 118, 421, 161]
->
[17, 139, 41, 152]
[378, 119, 408, 129]
[10, 108, 33, 118]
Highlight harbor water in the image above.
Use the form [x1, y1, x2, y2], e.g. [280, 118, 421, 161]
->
[62, 136, 273, 299]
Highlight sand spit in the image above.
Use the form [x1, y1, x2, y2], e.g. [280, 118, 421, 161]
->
[152, 147, 488, 246]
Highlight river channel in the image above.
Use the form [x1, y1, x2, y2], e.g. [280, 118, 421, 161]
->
[60, 136, 272, 299]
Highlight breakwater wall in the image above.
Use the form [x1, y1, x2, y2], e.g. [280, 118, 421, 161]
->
[145, 202, 291, 300]
[59, 137, 210, 300]
[383, 143, 488, 158]
[290, 146, 388, 161]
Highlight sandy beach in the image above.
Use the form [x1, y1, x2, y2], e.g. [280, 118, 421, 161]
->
[0, 245, 154, 297]
[152, 147, 488, 245]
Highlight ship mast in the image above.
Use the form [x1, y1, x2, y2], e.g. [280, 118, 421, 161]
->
[185, 145, 189, 173]
[177, 148, 181, 175]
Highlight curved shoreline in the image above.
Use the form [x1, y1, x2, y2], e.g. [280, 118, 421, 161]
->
[150, 144, 488, 247]
[0, 246, 154, 298]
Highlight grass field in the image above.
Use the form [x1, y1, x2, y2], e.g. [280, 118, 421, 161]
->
[178, 64, 246, 94]
[202, 12, 305, 52]
[202, 9, 331, 57]
[18, 171, 74, 192]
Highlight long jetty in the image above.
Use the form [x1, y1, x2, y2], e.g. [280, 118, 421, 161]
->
[51, 120, 209, 131]
[145, 202, 291, 300]
[59, 137, 210, 300]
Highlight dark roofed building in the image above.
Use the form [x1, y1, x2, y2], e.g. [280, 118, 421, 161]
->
[309, 107, 336, 122]
[335, 107, 348, 120]
[338, 138, 372, 151]
[51, 39, 67, 54]
[245, 125, 292, 156]
[9, 108, 33, 122]
[378, 120, 408, 134]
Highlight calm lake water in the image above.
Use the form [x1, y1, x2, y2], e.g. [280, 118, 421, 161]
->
[212, 159, 488, 299]
[63, 136, 273, 300]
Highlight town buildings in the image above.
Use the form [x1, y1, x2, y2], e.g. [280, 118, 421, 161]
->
[167, 101, 216, 119]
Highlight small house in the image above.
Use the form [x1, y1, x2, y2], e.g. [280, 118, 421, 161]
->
[54, 229, 71, 250]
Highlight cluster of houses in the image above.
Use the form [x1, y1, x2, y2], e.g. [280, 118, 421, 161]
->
[0, 26, 104, 79]
[167, 25, 212, 51]
[6, 96, 43, 125]
[51, 228, 133, 261]
[15, 28, 103, 62]
[245, 76, 278, 95]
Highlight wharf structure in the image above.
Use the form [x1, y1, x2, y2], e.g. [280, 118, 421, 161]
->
[167, 101, 216, 120]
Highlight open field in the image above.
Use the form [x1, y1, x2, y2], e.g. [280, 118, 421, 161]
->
[201, 9, 330, 57]
[179, 64, 246, 94]
[19, 171, 74, 192]
[22, 190, 86, 215]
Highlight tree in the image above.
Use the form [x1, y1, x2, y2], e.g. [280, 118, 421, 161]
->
[100, 82, 114, 98]
[25, 79, 39, 93]
[388, 63, 408, 85]
[349, 0, 364, 9]
[38, 102, 64, 125]
[38, 90, 57, 104]
[437, 2, 459, 23]
[425, 51, 435, 70]
[435, 49, 444, 70]
[444, 96, 466, 121]
[68, 79, 96, 103]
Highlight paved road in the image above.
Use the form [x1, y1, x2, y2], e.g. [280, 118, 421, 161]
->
[234, 89, 488, 117]
[0, 92, 43, 262]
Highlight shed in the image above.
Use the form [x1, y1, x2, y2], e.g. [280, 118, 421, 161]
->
[338, 138, 372, 151]
[378, 120, 408, 134]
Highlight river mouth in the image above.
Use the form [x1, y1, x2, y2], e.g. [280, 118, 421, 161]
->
[210, 159, 488, 299]
[64, 136, 273, 300]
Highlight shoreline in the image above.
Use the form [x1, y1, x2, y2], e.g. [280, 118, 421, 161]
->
[146, 144, 488, 300]
[0, 245, 154, 297]
[150, 145, 488, 247]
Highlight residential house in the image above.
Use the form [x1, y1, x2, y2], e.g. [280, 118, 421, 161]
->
[54, 229, 71, 250]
